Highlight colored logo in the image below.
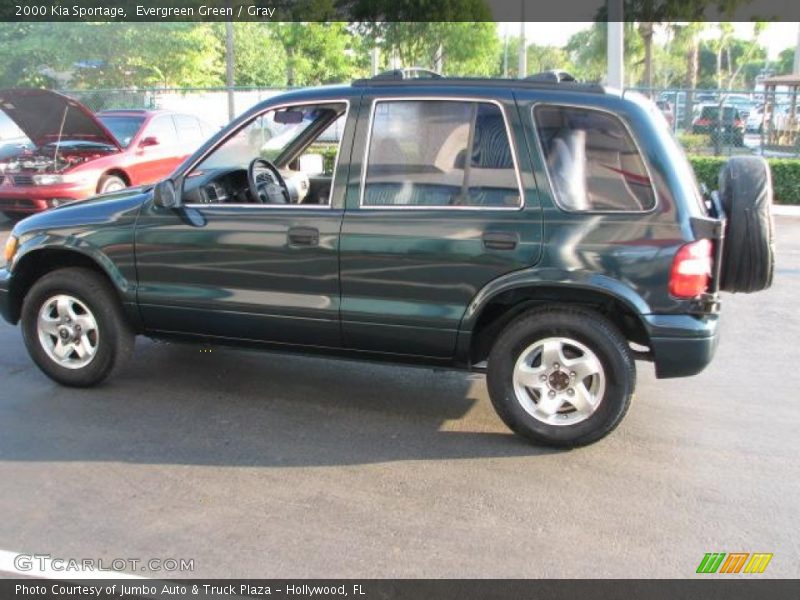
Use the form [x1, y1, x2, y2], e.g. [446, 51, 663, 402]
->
[696, 552, 773, 574]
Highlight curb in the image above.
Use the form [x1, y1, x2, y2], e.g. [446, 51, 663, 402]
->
[773, 205, 800, 217]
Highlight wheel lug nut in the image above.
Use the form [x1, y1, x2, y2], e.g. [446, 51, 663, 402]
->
[539, 374, 547, 382]
[567, 389, 575, 396]
[553, 362, 560, 369]
[548, 390, 556, 398]
[570, 371, 576, 378]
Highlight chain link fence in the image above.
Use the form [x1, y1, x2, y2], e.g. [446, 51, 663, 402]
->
[60, 85, 799, 159]
[60, 86, 290, 129]
[628, 87, 800, 159]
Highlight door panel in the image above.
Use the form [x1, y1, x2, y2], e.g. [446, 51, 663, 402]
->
[133, 115, 185, 184]
[340, 210, 541, 357]
[340, 94, 542, 359]
[135, 205, 342, 347]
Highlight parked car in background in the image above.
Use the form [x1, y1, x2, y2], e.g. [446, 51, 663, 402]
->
[655, 100, 675, 128]
[692, 104, 745, 146]
[746, 105, 765, 133]
[0, 137, 33, 161]
[0, 89, 215, 221]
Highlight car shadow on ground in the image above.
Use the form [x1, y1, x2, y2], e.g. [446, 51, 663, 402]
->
[0, 337, 562, 468]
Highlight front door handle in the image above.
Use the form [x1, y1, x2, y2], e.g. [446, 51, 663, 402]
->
[483, 231, 518, 251]
[288, 226, 319, 246]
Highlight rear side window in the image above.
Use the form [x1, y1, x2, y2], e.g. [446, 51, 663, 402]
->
[362, 100, 521, 208]
[534, 105, 656, 212]
[173, 114, 205, 146]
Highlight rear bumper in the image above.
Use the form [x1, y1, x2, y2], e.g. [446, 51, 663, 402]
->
[645, 313, 720, 379]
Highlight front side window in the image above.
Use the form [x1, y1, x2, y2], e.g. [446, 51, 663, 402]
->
[182, 102, 347, 207]
[362, 100, 521, 208]
[534, 105, 656, 212]
[142, 115, 179, 148]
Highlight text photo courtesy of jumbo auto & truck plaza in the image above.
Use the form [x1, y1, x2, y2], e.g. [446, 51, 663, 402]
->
[0, 0, 798, 598]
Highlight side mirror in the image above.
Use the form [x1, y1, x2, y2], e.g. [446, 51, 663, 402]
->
[298, 153, 325, 175]
[153, 179, 180, 209]
[139, 136, 159, 148]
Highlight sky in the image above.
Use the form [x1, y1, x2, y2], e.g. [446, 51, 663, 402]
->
[498, 22, 800, 60]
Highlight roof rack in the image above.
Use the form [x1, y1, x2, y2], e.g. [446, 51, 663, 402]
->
[372, 68, 443, 80]
[352, 72, 604, 93]
[525, 70, 577, 83]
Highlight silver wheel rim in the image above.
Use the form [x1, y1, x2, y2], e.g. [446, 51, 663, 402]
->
[36, 294, 100, 369]
[512, 337, 605, 426]
[102, 180, 124, 193]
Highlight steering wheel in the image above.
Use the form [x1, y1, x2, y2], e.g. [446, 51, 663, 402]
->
[247, 158, 290, 204]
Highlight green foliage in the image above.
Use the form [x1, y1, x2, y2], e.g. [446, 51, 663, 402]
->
[357, 22, 500, 76]
[775, 48, 796, 75]
[688, 156, 800, 204]
[678, 133, 711, 152]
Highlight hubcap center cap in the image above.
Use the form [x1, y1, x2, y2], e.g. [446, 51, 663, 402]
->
[548, 370, 570, 391]
[58, 327, 73, 340]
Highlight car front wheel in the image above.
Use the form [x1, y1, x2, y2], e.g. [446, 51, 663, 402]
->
[21, 267, 134, 387]
[487, 307, 635, 447]
[97, 174, 127, 194]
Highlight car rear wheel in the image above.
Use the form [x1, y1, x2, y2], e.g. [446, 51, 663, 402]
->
[97, 174, 127, 194]
[487, 307, 635, 447]
[21, 267, 134, 387]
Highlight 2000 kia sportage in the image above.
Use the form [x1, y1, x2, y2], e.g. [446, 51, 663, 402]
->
[0, 75, 774, 446]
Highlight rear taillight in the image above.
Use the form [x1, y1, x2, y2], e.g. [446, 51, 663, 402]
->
[669, 239, 713, 298]
[695, 118, 710, 126]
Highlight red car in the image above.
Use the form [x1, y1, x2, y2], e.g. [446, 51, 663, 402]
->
[0, 89, 215, 220]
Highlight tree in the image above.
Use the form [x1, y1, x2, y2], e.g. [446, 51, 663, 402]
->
[228, 23, 287, 87]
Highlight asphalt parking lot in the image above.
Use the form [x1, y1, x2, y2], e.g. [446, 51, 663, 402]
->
[0, 213, 798, 579]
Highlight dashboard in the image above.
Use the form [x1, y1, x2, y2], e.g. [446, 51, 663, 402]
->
[183, 167, 312, 205]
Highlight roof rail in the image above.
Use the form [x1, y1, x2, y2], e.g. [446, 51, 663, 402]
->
[525, 70, 577, 83]
[372, 68, 443, 81]
[352, 76, 605, 93]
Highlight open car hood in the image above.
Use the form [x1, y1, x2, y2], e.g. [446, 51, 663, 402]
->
[0, 88, 121, 150]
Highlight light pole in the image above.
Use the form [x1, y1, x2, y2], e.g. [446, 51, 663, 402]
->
[794, 22, 800, 75]
[225, 3, 235, 122]
[607, 0, 624, 89]
[518, 4, 527, 78]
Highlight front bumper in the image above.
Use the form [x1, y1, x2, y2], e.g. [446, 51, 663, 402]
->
[0, 268, 11, 324]
[0, 181, 93, 214]
[645, 313, 720, 379]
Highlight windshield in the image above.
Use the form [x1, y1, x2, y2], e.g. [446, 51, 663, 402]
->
[98, 115, 145, 148]
[700, 106, 737, 120]
[196, 105, 337, 171]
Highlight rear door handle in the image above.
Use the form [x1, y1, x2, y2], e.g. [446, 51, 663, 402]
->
[482, 231, 518, 250]
[288, 226, 319, 246]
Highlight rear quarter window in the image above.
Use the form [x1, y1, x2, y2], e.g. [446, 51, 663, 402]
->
[533, 105, 656, 212]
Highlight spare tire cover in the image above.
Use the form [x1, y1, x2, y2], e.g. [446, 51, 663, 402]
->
[717, 156, 775, 293]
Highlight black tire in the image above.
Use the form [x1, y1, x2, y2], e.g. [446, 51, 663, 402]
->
[2, 211, 25, 223]
[97, 174, 127, 194]
[487, 307, 635, 448]
[718, 156, 775, 293]
[21, 267, 134, 387]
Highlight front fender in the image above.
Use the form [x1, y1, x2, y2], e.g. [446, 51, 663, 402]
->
[2, 190, 144, 324]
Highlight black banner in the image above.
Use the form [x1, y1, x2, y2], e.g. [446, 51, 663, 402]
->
[2, 579, 800, 600]
[2, 0, 800, 22]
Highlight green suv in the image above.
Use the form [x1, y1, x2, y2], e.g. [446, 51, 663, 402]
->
[0, 76, 774, 447]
